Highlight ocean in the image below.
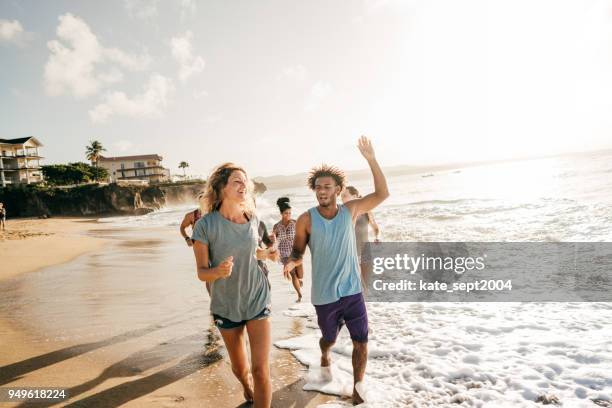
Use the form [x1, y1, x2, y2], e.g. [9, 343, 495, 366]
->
[100, 149, 612, 243]
[91, 150, 612, 407]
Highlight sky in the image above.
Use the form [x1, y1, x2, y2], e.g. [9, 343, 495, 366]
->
[1, 0, 612, 178]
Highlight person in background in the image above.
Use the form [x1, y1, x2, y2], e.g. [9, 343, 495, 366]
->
[253, 197, 277, 282]
[180, 194, 204, 247]
[341, 185, 381, 289]
[273, 197, 303, 302]
[181, 194, 208, 294]
[0, 203, 5, 231]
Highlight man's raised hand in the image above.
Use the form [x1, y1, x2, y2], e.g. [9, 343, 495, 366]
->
[357, 135, 376, 161]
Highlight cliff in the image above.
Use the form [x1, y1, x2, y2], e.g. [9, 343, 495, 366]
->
[0, 181, 267, 218]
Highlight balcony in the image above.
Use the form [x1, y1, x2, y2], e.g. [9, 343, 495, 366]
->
[1, 149, 42, 158]
[118, 172, 168, 180]
[117, 165, 164, 171]
[1, 163, 42, 171]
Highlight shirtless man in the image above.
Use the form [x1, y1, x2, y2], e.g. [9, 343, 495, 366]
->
[283, 136, 389, 404]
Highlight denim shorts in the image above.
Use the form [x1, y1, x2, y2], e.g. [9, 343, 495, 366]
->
[213, 306, 271, 330]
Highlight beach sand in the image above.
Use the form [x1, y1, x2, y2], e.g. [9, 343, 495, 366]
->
[0, 220, 340, 407]
[0, 217, 108, 281]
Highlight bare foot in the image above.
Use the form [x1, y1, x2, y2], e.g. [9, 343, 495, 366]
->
[243, 386, 254, 402]
[320, 365, 333, 382]
[352, 388, 364, 405]
[296, 295, 302, 303]
[242, 374, 254, 402]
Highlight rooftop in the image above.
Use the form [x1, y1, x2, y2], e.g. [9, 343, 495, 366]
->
[0, 136, 43, 146]
[99, 154, 163, 162]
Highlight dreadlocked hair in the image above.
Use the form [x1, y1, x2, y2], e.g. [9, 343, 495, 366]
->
[307, 164, 346, 191]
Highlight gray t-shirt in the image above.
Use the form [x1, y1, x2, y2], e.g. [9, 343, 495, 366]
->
[192, 211, 271, 322]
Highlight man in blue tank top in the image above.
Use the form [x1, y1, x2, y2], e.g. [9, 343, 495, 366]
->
[283, 136, 389, 405]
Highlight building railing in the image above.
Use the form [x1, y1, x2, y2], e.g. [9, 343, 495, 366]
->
[115, 165, 164, 171]
[116, 168, 168, 177]
[118, 173, 169, 179]
[0, 163, 42, 170]
[1, 151, 42, 158]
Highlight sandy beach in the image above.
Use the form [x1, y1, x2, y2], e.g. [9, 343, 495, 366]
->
[0, 217, 338, 408]
[0, 217, 108, 282]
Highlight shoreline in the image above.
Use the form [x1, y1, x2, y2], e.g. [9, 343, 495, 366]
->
[0, 216, 108, 282]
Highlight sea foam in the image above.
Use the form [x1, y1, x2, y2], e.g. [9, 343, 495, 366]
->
[276, 302, 612, 407]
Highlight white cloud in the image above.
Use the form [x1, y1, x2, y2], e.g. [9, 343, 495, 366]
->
[200, 114, 222, 125]
[0, 19, 26, 45]
[96, 67, 124, 85]
[353, 0, 417, 23]
[280, 65, 308, 82]
[180, 0, 197, 19]
[124, 0, 159, 20]
[305, 81, 332, 111]
[104, 47, 151, 71]
[44, 13, 150, 99]
[89, 73, 174, 123]
[171, 31, 205, 82]
[193, 89, 209, 99]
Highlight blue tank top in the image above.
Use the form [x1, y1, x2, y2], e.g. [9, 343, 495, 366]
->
[308, 204, 362, 305]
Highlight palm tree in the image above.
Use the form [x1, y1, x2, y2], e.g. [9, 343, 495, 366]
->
[85, 140, 106, 181]
[179, 161, 189, 178]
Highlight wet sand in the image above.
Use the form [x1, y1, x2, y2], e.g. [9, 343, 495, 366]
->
[0, 217, 108, 282]
[0, 222, 340, 407]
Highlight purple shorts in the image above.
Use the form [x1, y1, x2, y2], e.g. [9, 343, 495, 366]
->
[314, 292, 368, 343]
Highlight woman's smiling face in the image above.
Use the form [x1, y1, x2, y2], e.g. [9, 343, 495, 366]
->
[223, 170, 248, 203]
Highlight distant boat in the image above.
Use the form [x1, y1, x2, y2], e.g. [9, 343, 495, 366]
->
[422, 173, 434, 178]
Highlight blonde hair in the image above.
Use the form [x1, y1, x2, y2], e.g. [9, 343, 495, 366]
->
[202, 162, 255, 215]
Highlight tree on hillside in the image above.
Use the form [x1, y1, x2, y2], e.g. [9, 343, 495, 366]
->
[42, 163, 108, 186]
[85, 140, 106, 180]
[179, 161, 189, 178]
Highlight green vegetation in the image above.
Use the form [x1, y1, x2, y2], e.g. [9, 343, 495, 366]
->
[152, 179, 205, 187]
[85, 140, 106, 180]
[41, 162, 109, 186]
[178, 161, 189, 177]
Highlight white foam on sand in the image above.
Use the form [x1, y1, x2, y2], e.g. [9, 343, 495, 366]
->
[275, 302, 612, 407]
[283, 302, 316, 318]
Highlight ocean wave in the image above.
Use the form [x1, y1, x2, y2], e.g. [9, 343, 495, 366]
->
[406, 198, 495, 206]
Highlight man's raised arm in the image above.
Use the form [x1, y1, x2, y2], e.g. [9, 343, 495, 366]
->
[283, 211, 310, 279]
[346, 136, 390, 218]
